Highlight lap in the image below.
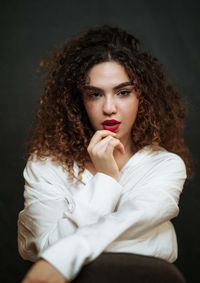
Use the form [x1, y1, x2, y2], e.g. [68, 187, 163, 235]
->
[72, 252, 186, 283]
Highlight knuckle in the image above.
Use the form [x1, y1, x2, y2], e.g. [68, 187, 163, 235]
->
[96, 130, 102, 135]
[91, 148, 96, 155]
[91, 148, 101, 157]
[108, 138, 117, 145]
[108, 136, 113, 140]
[107, 141, 115, 148]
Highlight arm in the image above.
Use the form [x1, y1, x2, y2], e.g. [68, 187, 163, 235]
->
[18, 157, 122, 261]
[39, 154, 186, 281]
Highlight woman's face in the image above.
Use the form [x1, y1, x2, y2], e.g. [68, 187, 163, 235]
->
[82, 61, 139, 145]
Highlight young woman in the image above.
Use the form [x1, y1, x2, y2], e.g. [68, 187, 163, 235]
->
[18, 25, 191, 283]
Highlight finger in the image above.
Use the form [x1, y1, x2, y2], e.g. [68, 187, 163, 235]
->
[106, 138, 125, 155]
[117, 142, 126, 154]
[108, 137, 125, 154]
[88, 130, 116, 151]
[95, 136, 125, 155]
[90, 135, 113, 156]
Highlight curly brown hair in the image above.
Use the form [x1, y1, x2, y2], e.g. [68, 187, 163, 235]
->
[26, 25, 192, 183]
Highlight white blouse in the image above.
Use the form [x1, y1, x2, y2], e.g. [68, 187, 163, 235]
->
[18, 145, 187, 281]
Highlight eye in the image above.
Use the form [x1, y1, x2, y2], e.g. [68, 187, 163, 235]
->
[117, 89, 131, 97]
[92, 92, 101, 97]
[87, 92, 102, 99]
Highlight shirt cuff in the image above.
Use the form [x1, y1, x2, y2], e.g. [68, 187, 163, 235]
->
[39, 234, 91, 281]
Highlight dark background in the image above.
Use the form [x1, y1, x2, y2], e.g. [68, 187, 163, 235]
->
[1, 0, 199, 282]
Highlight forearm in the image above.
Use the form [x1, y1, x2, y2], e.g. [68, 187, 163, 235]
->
[40, 189, 179, 281]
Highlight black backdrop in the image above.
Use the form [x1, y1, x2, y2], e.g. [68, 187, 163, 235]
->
[1, 1, 199, 282]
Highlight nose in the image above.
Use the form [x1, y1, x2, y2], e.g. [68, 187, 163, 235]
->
[102, 95, 117, 115]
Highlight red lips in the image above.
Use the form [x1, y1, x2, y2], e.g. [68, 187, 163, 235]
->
[102, 119, 121, 132]
[102, 119, 120, 125]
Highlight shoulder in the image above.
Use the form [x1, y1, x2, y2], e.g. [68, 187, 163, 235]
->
[23, 154, 71, 185]
[137, 145, 187, 178]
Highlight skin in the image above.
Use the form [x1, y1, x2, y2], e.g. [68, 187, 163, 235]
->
[21, 259, 67, 283]
[21, 61, 139, 283]
[83, 61, 139, 180]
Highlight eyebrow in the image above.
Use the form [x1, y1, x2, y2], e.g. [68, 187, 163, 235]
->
[84, 81, 134, 92]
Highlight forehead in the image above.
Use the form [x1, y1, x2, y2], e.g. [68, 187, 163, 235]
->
[86, 61, 130, 86]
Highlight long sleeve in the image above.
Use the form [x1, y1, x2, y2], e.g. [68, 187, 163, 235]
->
[39, 153, 187, 281]
[18, 156, 122, 261]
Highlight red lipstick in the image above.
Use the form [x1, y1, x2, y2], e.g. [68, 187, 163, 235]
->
[102, 119, 121, 132]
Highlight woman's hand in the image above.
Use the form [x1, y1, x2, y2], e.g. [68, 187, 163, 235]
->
[87, 130, 125, 180]
[21, 259, 67, 283]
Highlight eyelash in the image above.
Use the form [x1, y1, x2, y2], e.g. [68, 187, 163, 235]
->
[87, 90, 131, 99]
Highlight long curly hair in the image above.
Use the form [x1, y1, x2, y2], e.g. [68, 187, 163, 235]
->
[26, 25, 192, 183]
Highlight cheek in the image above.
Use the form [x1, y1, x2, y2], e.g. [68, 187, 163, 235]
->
[131, 97, 139, 114]
[131, 103, 139, 117]
[122, 99, 139, 120]
[84, 102, 100, 123]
